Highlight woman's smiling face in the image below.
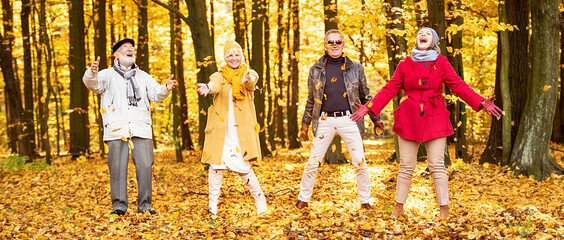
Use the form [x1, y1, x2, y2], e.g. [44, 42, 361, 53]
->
[416, 28, 434, 51]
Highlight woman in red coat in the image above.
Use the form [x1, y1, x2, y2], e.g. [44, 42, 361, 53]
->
[351, 27, 501, 219]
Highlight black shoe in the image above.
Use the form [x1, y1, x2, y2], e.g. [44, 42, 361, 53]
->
[138, 209, 156, 215]
[111, 210, 125, 216]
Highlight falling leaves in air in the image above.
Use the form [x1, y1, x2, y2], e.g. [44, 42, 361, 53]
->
[343, 92, 347, 98]
[331, 77, 337, 83]
[100, 108, 107, 114]
[315, 99, 322, 104]
[255, 123, 260, 133]
[341, 64, 346, 70]
[315, 83, 322, 90]
[543, 85, 552, 91]
[200, 109, 207, 116]
[367, 102, 373, 108]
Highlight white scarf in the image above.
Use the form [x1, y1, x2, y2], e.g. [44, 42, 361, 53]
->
[113, 59, 141, 106]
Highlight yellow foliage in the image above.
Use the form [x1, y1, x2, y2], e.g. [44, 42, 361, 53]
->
[0, 143, 562, 238]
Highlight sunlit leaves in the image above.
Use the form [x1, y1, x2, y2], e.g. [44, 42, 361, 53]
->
[0, 143, 563, 238]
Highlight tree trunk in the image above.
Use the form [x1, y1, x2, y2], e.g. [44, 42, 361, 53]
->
[94, 0, 107, 155]
[137, 0, 150, 73]
[151, 0, 218, 148]
[109, 0, 116, 63]
[275, 0, 286, 146]
[32, 7, 44, 152]
[68, 0, 90, 158]
[446, 1, 468, 161]
[509, 0, 563, 180]
[322, 0, 345, 164]
[40, 0, 54, 163]
[251, 0, 271, 157]
[21, 0, 37, 157]
[384, 0, 407, 162]
[559, 8, 564, 141]
[426, 0, 450, 165]
[264, 2, 275, 151]
[481, 0, 529, 164]
[232, 0, 246, 48]
[414, 0, 426, 27]
[173, 0, 194, 151]
[2, 0, 17, 153]
[0, 32, 35, 158]
[323, 0, 337, 32]
[498, 0, 513, 165]
[287, 0, 301, 149]
[553, 8, 564, 142]
[170, 0, 183, 162]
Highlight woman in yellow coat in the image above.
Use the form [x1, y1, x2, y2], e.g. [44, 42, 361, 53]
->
[196, 40, 266, 215]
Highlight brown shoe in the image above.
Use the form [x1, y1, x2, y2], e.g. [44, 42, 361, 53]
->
[360, 203, 373, 210]
[296, 200, 308, 209]
[439, 205, 449, 220]
[391, 202, 404, 218]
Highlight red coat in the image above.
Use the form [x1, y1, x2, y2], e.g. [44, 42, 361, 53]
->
[368, 55, 485, 142]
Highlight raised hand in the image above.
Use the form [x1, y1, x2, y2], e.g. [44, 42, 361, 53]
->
[350, 102, 371, 122]
[91, 56, 100, 74]
[482, 95, 502, 118]
[166, 74, 176, 91]
[242, 71, 251, 84]
[196, 83, 212, 96]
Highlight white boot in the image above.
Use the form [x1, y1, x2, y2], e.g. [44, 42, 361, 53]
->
[241, 170, 267, 215]
[208, 168, 224, 215]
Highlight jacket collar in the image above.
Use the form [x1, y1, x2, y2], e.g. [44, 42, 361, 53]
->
[314, 54, 353, 70]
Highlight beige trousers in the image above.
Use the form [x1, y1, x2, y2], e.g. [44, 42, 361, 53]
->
[396, 136, 449, 206]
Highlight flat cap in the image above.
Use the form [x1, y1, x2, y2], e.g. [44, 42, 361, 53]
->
[112, 38, 135, 53]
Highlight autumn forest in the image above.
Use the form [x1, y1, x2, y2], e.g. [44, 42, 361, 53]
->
[0, 0, 563, 238]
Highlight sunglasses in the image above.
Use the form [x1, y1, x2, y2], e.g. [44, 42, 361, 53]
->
[326, 40, 343, 45]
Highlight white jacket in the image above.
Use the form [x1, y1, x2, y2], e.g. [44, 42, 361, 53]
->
[83, 67, 170, 141]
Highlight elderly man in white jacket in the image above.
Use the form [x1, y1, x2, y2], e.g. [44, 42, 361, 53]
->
[83, 38, 176, 216]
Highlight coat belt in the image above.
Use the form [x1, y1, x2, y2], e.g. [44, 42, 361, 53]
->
[406, 90, 442, 116]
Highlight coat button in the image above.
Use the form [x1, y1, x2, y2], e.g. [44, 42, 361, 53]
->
[420, 111, 425, 116]
[424, 63, 429, 68]
[422, 81, 428, 85]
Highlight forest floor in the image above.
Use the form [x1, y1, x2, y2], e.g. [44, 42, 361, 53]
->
[0, 141, 563, 239]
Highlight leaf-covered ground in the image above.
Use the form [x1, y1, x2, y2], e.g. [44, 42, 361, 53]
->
[1, 142, 563, 239]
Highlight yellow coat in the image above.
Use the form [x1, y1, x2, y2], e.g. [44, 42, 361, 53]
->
[201, 69, 262, 165]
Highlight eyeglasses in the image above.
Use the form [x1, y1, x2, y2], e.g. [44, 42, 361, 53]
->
[326, 40, 343, 45]
[121, 46, 135, 51]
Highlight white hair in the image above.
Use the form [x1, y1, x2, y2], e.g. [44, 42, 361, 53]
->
[224, 48, 245, 62]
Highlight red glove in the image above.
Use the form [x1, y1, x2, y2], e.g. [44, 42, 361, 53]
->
[350, 102, 371, 122]
[482, 95, 502, 118]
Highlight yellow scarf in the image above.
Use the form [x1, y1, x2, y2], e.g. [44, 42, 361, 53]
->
[220, 63, 248, 101]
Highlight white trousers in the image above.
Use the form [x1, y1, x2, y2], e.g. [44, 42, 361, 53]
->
[298, 115, 371, 204]
[208, 168, 267, 215]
